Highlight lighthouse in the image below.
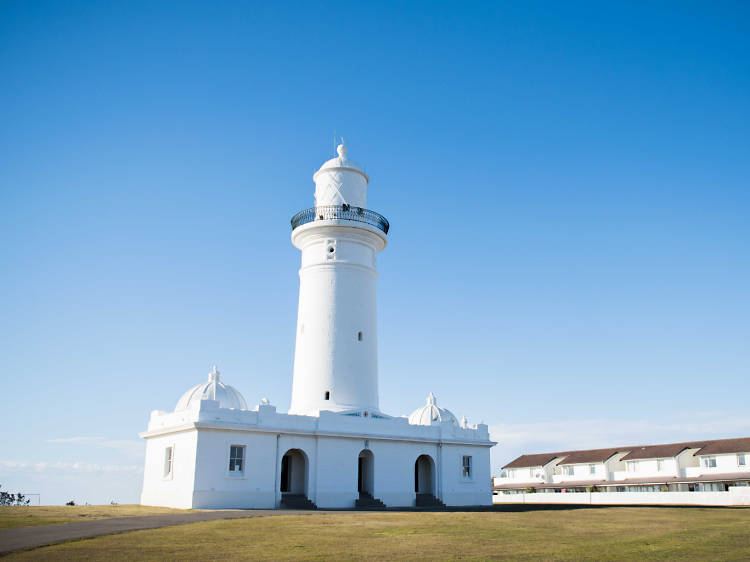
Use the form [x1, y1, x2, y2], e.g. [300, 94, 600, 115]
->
[288, 140, 389, 416]
[140, 139, 494, 510]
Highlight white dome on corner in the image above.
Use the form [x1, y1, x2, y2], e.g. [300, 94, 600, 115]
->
[408, 393, 458, 426]
[175, 366, 248, 411]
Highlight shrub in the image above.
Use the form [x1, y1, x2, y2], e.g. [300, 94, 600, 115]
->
[0, 485, 31, 506]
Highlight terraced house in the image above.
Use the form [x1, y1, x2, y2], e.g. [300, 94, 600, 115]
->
[494, 437, 750, 505]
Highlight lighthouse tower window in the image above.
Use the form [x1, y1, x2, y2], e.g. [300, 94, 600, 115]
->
[324, 391, 330, 400]
[358, 331, 363, 341]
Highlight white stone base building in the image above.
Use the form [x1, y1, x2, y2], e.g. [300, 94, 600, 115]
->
[140, 385, 492, 509]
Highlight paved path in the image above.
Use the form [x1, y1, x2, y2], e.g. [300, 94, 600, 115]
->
[0, 509, 317, 556]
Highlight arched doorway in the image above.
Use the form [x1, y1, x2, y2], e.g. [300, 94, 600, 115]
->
[358, 450, 374, 496]
[280, 449, 307, 495]
[414, 454, 435, 495]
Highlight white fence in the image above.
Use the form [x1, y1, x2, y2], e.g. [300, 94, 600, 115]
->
[493, 487, 750, 507]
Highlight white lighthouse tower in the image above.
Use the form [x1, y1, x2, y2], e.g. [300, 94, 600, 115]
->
[288, 140, 389, 416]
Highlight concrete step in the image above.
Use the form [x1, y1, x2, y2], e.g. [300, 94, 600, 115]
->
[355, 492, 386, 509]
[415, 493, 446, 508]
[280, 494, 317, 510]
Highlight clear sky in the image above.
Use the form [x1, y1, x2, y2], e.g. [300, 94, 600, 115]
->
[1, 1, 748, 505]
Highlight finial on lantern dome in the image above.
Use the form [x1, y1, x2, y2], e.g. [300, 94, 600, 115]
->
[209, 365, 220, 382]
[427, 392, 436, 405]
[336, 138, 347, 158]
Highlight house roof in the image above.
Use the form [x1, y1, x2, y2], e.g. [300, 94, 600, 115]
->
[500, 436, 750, 471]
[557, 448, 624, 465]
[694, 437, 750, 456]
[620, 442, 703, 461]
[502, 453, 564, 470]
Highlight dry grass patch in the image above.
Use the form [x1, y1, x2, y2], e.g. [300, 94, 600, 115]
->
[8, 506, 750, 561]
[0, 505, 186, 529]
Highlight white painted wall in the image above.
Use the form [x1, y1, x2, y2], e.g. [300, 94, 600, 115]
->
[685, 452, 750, 477]
[551, 459, 611, 483]
[140, 430, 198, 509]
[289, 223, 386, 416]
[500, 466, 546, 484]
[191, 430, 278, 509]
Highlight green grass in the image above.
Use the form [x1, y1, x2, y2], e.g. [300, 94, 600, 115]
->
[7, 506, 750, 560]
[0, 505, 185, 529]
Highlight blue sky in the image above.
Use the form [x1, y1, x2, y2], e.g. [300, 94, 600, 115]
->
[1, 1, 748, 505]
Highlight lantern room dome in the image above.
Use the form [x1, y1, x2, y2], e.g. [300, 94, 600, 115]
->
[313, 140, 369, 183]
[175, 366, 247, 411]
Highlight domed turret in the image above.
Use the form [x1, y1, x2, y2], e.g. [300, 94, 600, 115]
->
[408, 393, 459, 426]
[175, 366, 247, 411]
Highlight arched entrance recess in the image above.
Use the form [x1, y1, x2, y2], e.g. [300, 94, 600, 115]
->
[414, 454, 435, 495]
[280, 449, 308, 495]
[358, 450, 374, 496]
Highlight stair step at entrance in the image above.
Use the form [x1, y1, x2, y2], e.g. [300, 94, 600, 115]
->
[280, 494, 317, 509]
[415, 493, 446, 508]
[355, 492, 386, 509]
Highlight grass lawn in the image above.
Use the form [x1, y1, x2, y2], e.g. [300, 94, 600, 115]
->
[0, 505, 186, 529]
[6, 506, 750, 561]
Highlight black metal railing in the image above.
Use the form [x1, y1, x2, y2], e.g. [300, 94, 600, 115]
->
[291, 204, 390, 234]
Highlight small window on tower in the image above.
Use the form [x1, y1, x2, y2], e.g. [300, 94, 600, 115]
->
[358, 331, 363, 341]
[324, 391, 330, 400]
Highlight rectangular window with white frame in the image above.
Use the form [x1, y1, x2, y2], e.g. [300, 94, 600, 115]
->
[229, 445, 245, 475]
[589, 464, 596, 475]
[163, 446, 174, 478]
[657, 458, 665, 471]
[562, 465, 574, 476]
[462, 455, 472, 478]
[627, 461, 639, 472]
[702, 456, 717, 468]
[738, 453, 747, 467]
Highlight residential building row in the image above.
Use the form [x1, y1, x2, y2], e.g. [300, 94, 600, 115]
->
[494, 436, 750, 494]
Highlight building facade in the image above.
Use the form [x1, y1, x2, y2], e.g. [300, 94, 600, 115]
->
[494, 437, 750, 501]
[140, 142, 494, 509]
